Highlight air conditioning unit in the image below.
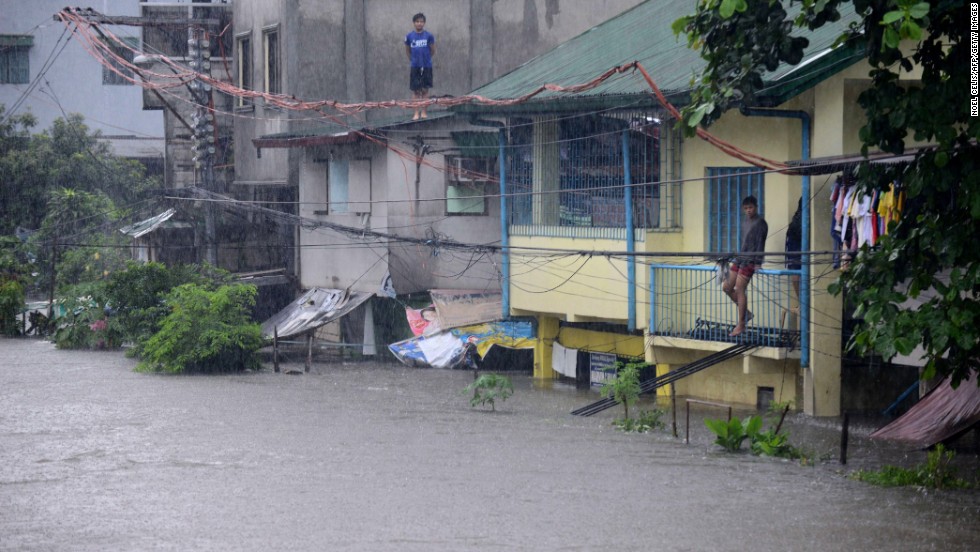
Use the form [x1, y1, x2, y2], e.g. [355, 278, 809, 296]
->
[453, 157, 475, 182]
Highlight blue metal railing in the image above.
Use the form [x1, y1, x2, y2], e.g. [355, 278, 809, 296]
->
[649, 264, 801, 348]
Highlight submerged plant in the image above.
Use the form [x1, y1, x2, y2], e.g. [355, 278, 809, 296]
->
[464, 373, 513, 411]
[750, 429, 803, 459]
[602, 362, 643, 421]
[705, 415, 761, 452]
[850, 444, 972, 490]
[613, 409, 666, 433]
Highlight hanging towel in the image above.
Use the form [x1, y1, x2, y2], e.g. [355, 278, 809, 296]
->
[552, 342, 579, 379]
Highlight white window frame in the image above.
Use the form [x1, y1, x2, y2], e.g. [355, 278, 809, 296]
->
[262, 25, 280, 95]
[445, 156, 493, 216]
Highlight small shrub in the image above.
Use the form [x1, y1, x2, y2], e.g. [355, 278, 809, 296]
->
[614, 409, 666, 433]
[464, 373, 513, 411]
[51, 282, 124, 349]
[850, 444, 972, 489]
[602, 362, 644, 421]
[137, 283, 263, 373]
[750, 429, 803, 459]
[705, 415, 762, 452]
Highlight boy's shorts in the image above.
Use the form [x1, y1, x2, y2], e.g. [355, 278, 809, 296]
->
[410, 67, 433, 91]
[730, 263, 756, 278]
[785, 234, 801, 270]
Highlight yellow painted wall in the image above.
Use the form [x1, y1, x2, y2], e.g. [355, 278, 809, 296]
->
[557, 326, 645, 357]
[509, 235, 654, 329]
[680, 109, 804, 262]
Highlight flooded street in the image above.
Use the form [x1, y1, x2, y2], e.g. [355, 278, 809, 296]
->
[1, 338, 978, 551]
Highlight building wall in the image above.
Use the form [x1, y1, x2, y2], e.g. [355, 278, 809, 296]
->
[0, 0, 164, 159]
[233, 0, 646, 187]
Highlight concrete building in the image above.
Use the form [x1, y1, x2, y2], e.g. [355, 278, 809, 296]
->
[230, 0, 648, 345]
[0, 0, 164, 164]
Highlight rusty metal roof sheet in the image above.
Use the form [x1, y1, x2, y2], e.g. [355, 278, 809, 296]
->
[870, 373, 980, 449]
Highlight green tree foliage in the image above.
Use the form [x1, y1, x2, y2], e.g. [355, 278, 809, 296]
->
[104, 261, 231, 353]
[137, 283, 263, 374]
[51, 281, 123, 350]
[675, 1, 978, 385]
[29, 187, 129, 290]
[0, 109, 153, 234]
[0, 279, 25, 336]
[602, 362, 643, 421]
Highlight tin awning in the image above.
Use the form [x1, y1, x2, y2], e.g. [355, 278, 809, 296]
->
[260, 288, 372, 339]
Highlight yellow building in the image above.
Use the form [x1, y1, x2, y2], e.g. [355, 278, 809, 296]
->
[455, 1, 924, 416]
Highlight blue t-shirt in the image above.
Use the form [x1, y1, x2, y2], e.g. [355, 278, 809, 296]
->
[405, 30, 435, 68]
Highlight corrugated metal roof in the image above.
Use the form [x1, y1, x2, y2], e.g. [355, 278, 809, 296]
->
[461, 1, 865, 112]
[119, 208, 177, 239]
[260, 288, 373, 339]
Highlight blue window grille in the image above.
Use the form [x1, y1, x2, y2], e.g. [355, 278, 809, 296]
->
[706, 167, 765, 255]
[506, 111, 680, 240]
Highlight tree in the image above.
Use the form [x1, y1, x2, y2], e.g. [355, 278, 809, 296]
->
[602, 362, 641, 421]
[675, 1, 978, 386]
[137, 282, 263, 374]
[0, 107, 155, 234]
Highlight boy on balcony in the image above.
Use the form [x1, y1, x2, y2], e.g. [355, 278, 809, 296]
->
[723, 195, 768, 337]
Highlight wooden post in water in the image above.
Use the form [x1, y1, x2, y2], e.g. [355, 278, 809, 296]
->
[671, 383, 678, 438]
[840, 411, 850, 465]
[273, 326, 280, 373]
[305, 331, 313, 373]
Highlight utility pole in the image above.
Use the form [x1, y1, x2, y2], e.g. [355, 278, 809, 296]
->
[57, 7, 224, 266]
[188, 29, 218, 266]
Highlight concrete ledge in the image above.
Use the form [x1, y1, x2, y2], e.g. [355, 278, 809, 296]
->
[649, 335, 801, 362]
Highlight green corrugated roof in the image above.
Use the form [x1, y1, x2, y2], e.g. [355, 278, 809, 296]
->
[457, 0, 865, 114]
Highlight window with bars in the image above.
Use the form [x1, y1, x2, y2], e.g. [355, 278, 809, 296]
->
[505, 111, 680, 238]
[706, 167, 765, 254]
[0, 35, 32, 84]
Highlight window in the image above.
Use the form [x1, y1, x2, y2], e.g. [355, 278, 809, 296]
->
[0, 35, 33, 84]
[262, 28, 280, 94]
[103, 37, 138, 85]
[446, 156, 494, 215]
[706, 167, 765, 254]
[235, 33, 252, 107]
[328, 160, 349, 214]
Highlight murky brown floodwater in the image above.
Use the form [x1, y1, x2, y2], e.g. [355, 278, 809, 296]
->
[2, 338, 978, 551]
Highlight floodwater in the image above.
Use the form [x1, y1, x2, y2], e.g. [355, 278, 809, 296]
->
[1, 338, 978, 551]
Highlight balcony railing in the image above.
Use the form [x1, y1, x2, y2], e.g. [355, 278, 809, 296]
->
[649, 264, 801, 348]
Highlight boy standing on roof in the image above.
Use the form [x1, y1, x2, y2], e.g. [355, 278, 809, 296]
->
[723, 196, 768, 337]
[405, 12, 435, 120]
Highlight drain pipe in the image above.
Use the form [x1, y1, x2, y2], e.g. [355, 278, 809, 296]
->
[621, 129, 636, 330]
[739, 108, 810, 368]
[470, 117, 509, 318]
